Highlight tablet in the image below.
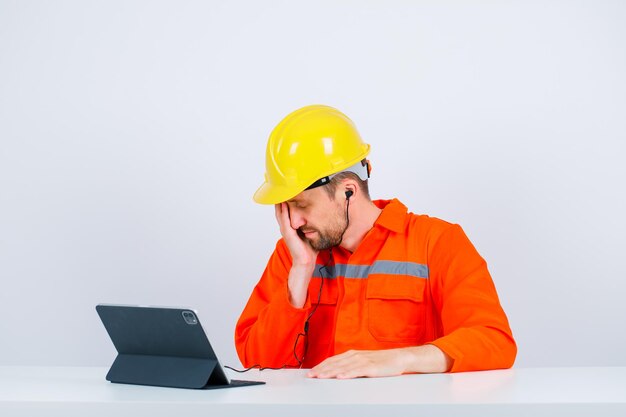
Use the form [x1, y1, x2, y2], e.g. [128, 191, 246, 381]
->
[96, 304, 264, 389]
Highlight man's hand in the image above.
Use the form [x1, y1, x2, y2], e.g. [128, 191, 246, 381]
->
[307, 349, 406, 379]
[275, 203, 318, 308]
[275, 203, 318, 266]
[307, 345, 453, 379]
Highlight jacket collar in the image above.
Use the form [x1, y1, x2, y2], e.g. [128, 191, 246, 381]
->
[372, 199, 408, 233]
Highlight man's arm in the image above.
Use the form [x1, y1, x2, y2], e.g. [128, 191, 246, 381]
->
[235, 203, 320, 368]
[234, 240, 313, 368]
[426, 224, 517, 372]
[274, 203, 318, 308]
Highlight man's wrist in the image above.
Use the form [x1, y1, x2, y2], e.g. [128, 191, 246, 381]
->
[399, 345, 453, 374]
[291, 258, 316, 269]
[287, 263, 316, 308]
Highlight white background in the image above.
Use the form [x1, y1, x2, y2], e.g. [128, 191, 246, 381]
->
[1, 1, 625, 369]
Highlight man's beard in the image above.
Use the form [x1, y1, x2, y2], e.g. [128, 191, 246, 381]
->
[297, 207, 348, 251]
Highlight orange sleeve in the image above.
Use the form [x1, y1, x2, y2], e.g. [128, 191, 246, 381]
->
[427, 224, 517, 372]
[234, 240, 312, 368]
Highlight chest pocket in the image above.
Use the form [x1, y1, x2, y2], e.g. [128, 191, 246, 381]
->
[366, 275, 427, 342]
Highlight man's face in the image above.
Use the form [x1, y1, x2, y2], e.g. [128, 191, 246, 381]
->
[286, 187, 347, 251]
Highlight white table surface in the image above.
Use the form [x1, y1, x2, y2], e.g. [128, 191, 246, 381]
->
[1, 366, 625, 417]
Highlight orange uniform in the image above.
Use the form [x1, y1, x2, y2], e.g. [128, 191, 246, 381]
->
[235, 199, 517, 372]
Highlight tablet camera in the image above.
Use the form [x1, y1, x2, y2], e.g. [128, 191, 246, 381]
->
[182, 310, 198, 325]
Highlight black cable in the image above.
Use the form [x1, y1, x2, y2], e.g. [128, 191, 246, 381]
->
[338, 194, 351, 246]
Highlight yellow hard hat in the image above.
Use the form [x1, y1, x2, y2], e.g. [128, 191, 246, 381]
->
[254, 105, 371, 205]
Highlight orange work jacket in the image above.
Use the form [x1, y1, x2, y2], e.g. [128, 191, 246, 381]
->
[235, 199, 516, 372]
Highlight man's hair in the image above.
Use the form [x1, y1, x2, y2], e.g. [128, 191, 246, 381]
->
[322, 171, 371, 201]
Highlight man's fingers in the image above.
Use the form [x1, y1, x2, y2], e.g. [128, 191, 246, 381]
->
[309, 361, 366, 379]
[274, 203, 291, 233]
[307, 350, 404, 379]
[274, 203, 284, 223]
[308, 351, 358, 378]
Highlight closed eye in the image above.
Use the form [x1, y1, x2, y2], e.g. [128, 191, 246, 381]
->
[288, 200, 307, 209]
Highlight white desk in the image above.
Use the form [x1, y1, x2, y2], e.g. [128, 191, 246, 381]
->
[1, 366, 625, 417]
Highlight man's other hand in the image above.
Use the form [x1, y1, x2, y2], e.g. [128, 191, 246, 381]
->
[307, 345, 453, 379]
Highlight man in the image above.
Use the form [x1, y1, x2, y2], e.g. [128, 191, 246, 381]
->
[235, 105, 516, 379]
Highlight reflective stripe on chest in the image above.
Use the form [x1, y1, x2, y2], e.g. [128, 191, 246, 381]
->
[312, 260, 429, 280]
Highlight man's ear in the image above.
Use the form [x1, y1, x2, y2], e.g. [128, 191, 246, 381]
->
[343, 181, 357, 200]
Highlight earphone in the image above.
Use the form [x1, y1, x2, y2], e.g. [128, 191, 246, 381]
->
[345, 190, 353, 199]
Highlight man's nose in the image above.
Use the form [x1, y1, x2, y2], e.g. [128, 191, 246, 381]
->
[289, 209, 306, 230]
